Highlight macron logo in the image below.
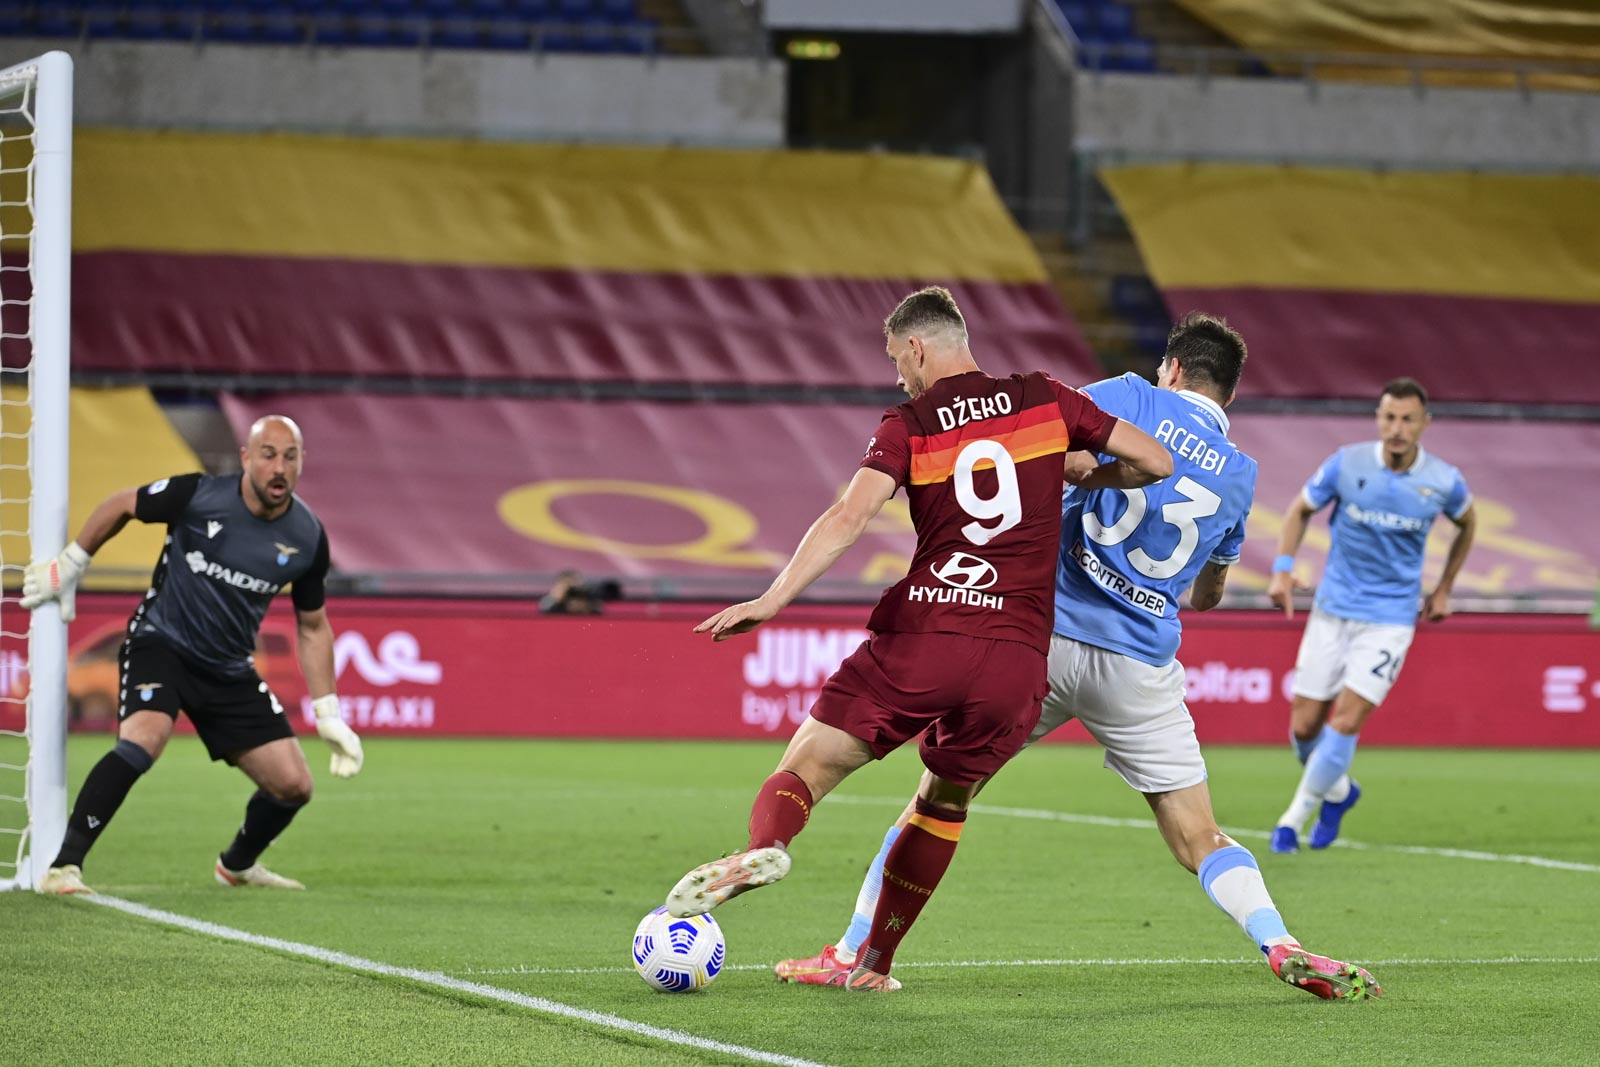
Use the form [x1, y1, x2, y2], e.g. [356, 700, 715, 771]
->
[184, 549, 281, 595]
[207, 521, 223, 539]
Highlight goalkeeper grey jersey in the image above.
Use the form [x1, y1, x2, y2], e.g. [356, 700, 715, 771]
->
[129, 473, 330, 677]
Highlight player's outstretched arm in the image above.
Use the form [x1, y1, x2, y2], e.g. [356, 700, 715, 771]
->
[297, 606, 363, 778]
[1423, 503, 1477, 623]
[1267, 494, 1318, 619]
[696, 468, 898, 642]
[20, 487, 141, 622]
[1066, 421, 1172, 490]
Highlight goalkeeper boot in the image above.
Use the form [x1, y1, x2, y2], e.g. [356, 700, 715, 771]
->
[1268, 943, 1382, 1001]
[666, 846, 790, 917]
[775, 944, 854, 985]
[215, 859, 305, 890]
[1269, 825, 1299, 854]
[40, 864, 94, 895]
[1309, 780, 1361, 850]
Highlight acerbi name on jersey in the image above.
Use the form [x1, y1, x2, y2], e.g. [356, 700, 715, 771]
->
[184, 550, 282, 595]
[1153, 418, 1231, 474]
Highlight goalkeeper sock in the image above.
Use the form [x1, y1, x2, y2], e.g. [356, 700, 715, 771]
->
[855, 799, 964, 976]
[746, 770, 812, 850]
[53, 740, 153, 869]
[219, 789, 306, 872]
[1197, 845, 1294, 953]
[838, 824, 901, 961]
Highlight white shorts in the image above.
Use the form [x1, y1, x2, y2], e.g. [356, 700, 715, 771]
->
[1291, 606, 1415, 707]
[1027, 633, 1207, 794]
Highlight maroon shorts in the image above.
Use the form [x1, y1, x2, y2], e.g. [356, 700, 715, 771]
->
[810, 631, 1048, 787]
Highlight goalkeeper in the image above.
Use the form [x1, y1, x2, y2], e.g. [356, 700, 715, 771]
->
[23, 415, 362, 894]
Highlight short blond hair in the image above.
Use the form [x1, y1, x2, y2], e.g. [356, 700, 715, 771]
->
[884, 286, 967, 341]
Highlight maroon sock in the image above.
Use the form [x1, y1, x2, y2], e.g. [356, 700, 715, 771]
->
[856, 799, 966, 975]
[746, 770, 813, 850]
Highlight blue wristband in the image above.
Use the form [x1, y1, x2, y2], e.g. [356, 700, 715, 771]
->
[1272, 555, 1295, 574]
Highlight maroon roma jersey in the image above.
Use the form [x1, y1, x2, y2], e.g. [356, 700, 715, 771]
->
[860, 370, 1116, 652]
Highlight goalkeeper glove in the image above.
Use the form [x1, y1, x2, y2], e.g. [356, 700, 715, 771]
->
[312, 695, 364, 778]
[21, 542, 91, 623]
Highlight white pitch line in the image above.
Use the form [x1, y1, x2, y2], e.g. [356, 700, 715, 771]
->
[83, 895, 838, 1067]
[824, 794, 1600, 874]
[456, 955, 1600, 977]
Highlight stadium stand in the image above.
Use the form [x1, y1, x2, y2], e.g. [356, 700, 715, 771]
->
[209, 391, 1600, 602]
[1174, 0, 1600, 66]
[65, 129, 1097, 391]
[0, 0, 688, 53]
[1099, 164, 1600, 405]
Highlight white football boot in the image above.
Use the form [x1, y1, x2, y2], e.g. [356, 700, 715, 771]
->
[666, 847, 790, 917]
[214, 859, 305, 890]
[39, 864, 94, 895]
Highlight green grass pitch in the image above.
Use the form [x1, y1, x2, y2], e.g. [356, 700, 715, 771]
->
[4, 736, 1598, 1065]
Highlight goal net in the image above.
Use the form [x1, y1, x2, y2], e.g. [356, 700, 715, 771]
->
[0, 51, 72, 893]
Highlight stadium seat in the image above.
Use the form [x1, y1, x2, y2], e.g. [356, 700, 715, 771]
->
[0, 1, 29, 34]
[1107, 38, 1157, 72]
[256, 13, 303, 40]
[32, 8, 78, 36]
[483, 17, 530, 48]
[1109, 274, 1163, 318]
[598, 0, 632, 21]
[1095, 1, 1134, 40]
[429, 16, 479, 47]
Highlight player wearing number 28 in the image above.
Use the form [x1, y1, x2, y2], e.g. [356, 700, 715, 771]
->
[774, 313, 1382, 1000]
[660, 286, 1171, 991]
[1268, 378, 1475, 854]
[24, 416, 364, 895]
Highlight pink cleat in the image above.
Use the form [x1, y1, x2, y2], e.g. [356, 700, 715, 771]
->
[1268, 943, 1382, 1001]
[775, 944, 854, 985]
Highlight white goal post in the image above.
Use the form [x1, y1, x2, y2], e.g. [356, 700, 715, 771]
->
[0, 50, 71, 893]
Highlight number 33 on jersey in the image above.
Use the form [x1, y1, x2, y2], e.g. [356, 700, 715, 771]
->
[860, 370, 1118, 654]
[1056, 372, 1259, 667]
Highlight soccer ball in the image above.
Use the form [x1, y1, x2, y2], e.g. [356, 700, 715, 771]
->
[631, 906, 726, 992]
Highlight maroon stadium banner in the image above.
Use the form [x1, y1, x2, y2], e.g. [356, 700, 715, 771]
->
[22, 595, 1597, 749]
[218, 394, 1599, 601]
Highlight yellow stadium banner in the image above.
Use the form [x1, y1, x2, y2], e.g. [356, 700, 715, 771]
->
[1099, 163, 1600, 303]
[1177, 0, 1600, 88]
[73, 130, 1046, 284]
[0, 387, 205, 590]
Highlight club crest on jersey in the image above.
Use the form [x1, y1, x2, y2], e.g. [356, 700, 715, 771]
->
[133, 681, 163, 702]
[930, 551, 999, 591]
[274, 542, 300, 566]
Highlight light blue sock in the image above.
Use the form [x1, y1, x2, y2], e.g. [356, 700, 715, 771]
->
[1303, 725, 1358, 797]
[1197, 845, 1292, 953]
[840, 825, 900, 956]
[1291, 731, 1318, 765]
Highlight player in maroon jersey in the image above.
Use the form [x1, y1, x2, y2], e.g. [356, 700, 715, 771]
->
[662, 286, 1172, 990]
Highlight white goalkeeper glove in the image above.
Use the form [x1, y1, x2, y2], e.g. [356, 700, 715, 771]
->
[312, 695, 364, 779]
[20, 542, 91, 623]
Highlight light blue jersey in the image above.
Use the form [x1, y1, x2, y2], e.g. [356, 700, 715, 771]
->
[1304, 443, 1471, 626]
[1054, 373, 1258, 668]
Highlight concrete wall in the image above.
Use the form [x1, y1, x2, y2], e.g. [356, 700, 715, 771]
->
[0, 40, 785, 145]
[1076, 71, 1600, 170]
